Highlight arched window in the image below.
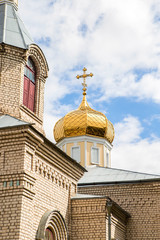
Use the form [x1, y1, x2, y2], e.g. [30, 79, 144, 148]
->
[23, 57, 36, 112]
[45, 228, 55, 240]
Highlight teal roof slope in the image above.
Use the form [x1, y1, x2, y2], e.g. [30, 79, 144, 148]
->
[78, 165, 160, 185]
[0, 114, 31, 128]
[0, 2, 33, 49]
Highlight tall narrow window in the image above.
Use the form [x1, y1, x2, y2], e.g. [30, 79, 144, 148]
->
[91, 147, 99, 164]
[106, 152, 109, 167]
[23, 57, 36, 112]
[71, 146, 80, 163]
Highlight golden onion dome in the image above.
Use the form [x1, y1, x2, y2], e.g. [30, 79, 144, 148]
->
[54, 95, 114, 143]
[53, 67, 115, 143]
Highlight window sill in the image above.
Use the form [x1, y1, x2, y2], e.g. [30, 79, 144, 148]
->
[91, 162, 99, 165]
[20, 105, 42, 124]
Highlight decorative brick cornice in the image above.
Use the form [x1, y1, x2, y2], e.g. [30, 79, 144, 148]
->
[35, 158, 72, 191]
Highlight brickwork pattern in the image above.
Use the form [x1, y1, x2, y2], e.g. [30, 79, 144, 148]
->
[71, 197, 107, 240]
[109, 215, 126, 240]
[71, 195, 128, 240]
[0, 45, 24, 117]
[78, 182, 160, 239]
[0, 126, 84, 240]
[0, 43, 48, 134]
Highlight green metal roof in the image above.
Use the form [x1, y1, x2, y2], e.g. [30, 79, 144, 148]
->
[0, 1, 33, 49]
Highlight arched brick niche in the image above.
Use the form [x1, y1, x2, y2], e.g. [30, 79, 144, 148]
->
[36, 210, 68, 240]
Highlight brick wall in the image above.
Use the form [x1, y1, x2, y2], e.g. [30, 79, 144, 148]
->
[0, 43, 48, 134]
[0, 45, 24, 118]
[71, 197, 107, 240]
[78, 182, 160, 239]
[71, 195, 129, 240]
[0, 125, 85, 239]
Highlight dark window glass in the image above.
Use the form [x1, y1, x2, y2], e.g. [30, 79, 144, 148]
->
[10, 180, 13, 187]
[16, 180, 20, 186]
[3, 181, 7, 187]
[23, 57, 36, 112]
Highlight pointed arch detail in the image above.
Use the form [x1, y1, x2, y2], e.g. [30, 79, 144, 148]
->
[36, 210, 68, 240]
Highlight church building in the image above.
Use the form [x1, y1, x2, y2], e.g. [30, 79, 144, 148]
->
[0, 1, 160, 239]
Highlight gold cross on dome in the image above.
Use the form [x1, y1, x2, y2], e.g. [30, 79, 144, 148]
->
[76, 67, 93, 95]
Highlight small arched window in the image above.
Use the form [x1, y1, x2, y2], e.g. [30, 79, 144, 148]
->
[23, 57, 36, 112]
[45, 228, 55, 240]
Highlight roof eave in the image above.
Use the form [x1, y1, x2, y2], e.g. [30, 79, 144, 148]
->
[78, 177, 160, 187]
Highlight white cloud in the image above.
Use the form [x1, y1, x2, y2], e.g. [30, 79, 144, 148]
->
[19, 0, 160, 105]
[112, 116, 160, 174]
[19, 0, 160, 174]
[114, 115, 143, 144]
[43, 113, 58, 143]
[135, 73, 160, 103]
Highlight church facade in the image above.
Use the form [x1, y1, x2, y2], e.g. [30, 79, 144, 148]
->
[0, 1, 160, 240]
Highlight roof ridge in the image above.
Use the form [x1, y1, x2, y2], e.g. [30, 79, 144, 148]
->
[107, 166, 160, 176]
[3, 2, 7, 42]
[87, 165, 160, 176]
[0, 2, 33, 49]
[12, 6, 26, 48]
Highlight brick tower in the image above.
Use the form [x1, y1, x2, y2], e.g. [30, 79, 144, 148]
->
[0, 1, 85, 239]
[0, 0, 49, 134]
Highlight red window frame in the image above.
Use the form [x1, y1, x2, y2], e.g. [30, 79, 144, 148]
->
[23, 58, 36, 112]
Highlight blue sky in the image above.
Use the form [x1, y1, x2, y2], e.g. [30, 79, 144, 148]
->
[19, 0, 160, 174]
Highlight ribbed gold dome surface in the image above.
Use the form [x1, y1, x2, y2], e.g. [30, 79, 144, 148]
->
[54, 95, 115, 143]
